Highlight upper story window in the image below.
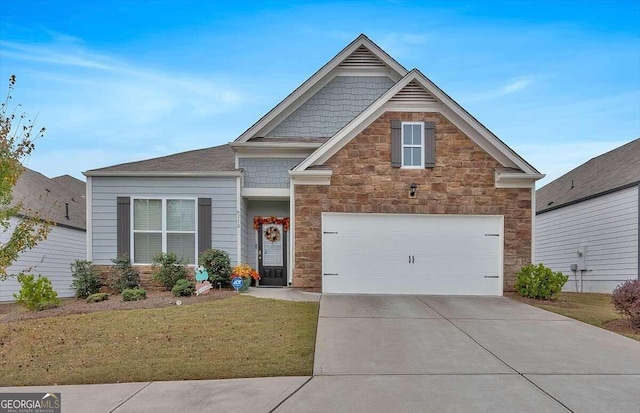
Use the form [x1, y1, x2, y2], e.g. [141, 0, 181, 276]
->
[132, 198, 196, 265]
[402, 122, 424, 168]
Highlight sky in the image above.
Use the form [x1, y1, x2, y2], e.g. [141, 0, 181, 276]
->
[0, 0, 638, 188]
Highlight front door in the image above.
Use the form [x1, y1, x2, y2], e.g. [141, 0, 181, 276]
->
[258, 223, 287, 286]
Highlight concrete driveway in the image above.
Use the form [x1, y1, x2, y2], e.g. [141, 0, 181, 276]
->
[276, 294, 640, 413]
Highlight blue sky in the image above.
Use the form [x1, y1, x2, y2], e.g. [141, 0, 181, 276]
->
[1, 1, 638, 187]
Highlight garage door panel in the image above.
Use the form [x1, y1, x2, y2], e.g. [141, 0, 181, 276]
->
[322, 213, 503, 295]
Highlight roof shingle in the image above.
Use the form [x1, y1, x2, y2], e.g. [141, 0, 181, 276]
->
[536, 138, 640, 214]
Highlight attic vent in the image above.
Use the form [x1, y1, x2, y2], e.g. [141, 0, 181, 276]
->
[339, 46, 387, 69]
[390, 81, 438, 103]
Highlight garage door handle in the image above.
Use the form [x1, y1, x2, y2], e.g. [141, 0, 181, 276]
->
[484, 276, 499, 278]
[408, 255, 415, 263]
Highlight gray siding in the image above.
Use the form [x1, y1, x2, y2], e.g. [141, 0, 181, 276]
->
[0, 218, 86, 301]
[239, 158, 303, 188]
[535, 185, 639, 293]
[241, 196, 248, 264]
[246, 200, 289, 269]
[91, 177, 238, 266]
[266, 76, 394, 138]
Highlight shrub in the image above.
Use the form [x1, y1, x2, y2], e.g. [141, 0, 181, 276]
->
[199, 249, 231, 286]
[109, 255, 140, 292]
[70, 260, 101, 298]
[172, 279, 195, 297]
[515, 264, 568, 300]
[13, 274, 60, 311]
[122, 287, 147, 301]
[612, 279, 640, 329]
[152, 252, 187, 290]
[86, 292, 109, 303]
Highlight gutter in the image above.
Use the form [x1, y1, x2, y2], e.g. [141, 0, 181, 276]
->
[83, 170, 244, 178]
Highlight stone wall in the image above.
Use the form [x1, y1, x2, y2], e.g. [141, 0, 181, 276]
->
[293, 111, 532, 291]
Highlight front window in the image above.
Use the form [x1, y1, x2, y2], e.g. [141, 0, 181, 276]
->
[402, 122, 424, 168]
[133, 198, 196, 264]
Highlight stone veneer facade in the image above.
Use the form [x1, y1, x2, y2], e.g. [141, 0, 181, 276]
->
[293, 111, 532, 291]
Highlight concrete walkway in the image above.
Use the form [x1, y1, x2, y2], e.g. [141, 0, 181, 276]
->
[2, 294, 639, 412]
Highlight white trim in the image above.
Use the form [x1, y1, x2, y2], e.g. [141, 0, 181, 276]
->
[289, 182, 295, 286]
[230, 142, 323, 149]
[234, 153, 239, 169]
[84, 170, 242, 177]
[241, 188, 290, 199]
[294, 69, 541, 175]
[289, 169, 333, 186]
[234, 34, 407, 143]
[333, 68, 402, 80]
[86, 176, 92, 261]
[130, 197, 198, 265]
[235, 150, 317, 159]
[494, 171, 545, 188]
[401, 121, 425, 168]
[384, 102, 443, 112]
[236, 176, 242, 266]
[531, 186, 536, 264]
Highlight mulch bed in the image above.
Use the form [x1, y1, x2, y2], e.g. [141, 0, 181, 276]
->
[0, 289, 236, 323]
[504, 292, 578, 308]
[603, 318, 638, 335]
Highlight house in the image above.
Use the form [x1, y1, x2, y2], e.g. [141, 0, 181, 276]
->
[0, 168, 86, 301]
[83, 34, 544, 295]
[535, 138, 639, 293]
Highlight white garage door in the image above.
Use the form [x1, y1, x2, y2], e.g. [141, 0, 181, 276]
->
[322, 213, 503, 295]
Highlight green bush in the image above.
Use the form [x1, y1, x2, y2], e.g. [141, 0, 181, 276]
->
[122, 287, 147, 301]
[86, 292, 109, 303]
[109, 255, 140, 292]
[171, 279, 195, 297]
[70, 260, 101, 298]
[515, 264, 568, 300]
[152, 252, 187, 290]
[198, 249, 231, 286]
[13, 274, 60, 311]
[612, 279, 640, 330]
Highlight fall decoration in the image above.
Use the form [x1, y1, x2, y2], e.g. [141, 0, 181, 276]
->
[253, 216, 290, 231]
[264, 226, 281, 242]
[231, 263, 260, 280]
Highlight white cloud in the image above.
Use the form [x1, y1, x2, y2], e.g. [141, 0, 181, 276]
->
[464, 76, 535, 102]
[0, 37, 251, 177]
[502, 78, 533, 94]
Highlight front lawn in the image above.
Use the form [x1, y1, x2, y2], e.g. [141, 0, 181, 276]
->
[0, 296, 319, 386]
[511, 292, 640, 341]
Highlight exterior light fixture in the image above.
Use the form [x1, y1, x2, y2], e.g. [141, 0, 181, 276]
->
[409, 183, 418, 197]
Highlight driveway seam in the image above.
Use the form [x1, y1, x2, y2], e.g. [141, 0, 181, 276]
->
[269, 376, 313, 413]
[414, 296, 575, 413]
[110, 381, 153, 413]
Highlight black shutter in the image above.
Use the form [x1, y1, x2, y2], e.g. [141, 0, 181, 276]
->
[391, 120, 402, 168]
[116, 197, 130, 258]
[424, 121, 436, 168]
[198, 198, 212, 254]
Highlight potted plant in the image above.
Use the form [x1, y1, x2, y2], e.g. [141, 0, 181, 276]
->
[231, 263, 260, 292]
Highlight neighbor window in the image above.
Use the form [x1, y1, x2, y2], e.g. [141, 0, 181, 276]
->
[132, 198, 196, 264]
[401, 122, 424, 168]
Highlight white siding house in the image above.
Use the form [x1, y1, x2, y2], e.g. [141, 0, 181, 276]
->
[535, 139, 640, 293]
[0, 170, 86, 302]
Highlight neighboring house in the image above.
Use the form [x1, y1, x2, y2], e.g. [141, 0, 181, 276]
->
[84, 34, 543, 296]
[0, 169, 86, 301]
[535, 139, 640, 293]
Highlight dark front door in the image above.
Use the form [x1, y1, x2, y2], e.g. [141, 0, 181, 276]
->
[258, 223, 287, 286]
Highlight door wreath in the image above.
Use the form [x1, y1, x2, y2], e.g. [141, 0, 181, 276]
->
[264, 226, 281, 243]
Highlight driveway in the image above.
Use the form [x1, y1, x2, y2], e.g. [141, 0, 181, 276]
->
[276, 295, 640, 413]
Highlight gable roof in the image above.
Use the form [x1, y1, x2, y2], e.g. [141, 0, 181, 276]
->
[294, 69, 542, 176]
[536, 138, 640, 214]
[84, 144, 239, 176]
[12, 168, 86, 230]
[234, 34, 408, 143]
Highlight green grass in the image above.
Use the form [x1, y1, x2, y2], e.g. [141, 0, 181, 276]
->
[514, 292, 640, 341]
[0, 296, 319, 386]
